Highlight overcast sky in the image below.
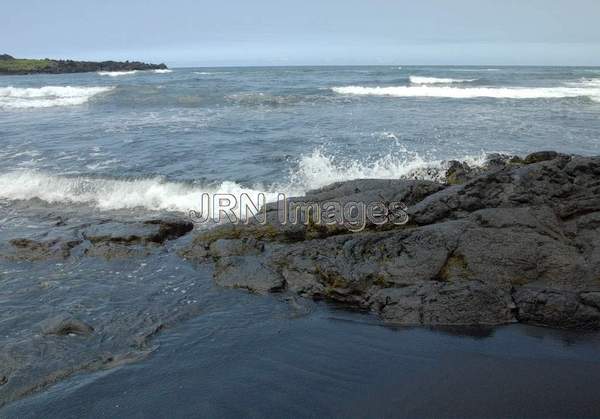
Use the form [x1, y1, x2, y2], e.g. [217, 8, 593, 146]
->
[3, 0, 600, 66]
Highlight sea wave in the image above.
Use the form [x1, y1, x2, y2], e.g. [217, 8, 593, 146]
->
[332, 85, 600, 101]
[286, 149, 487, 192]
[226, 92, 305, 107]
[0, 171, 279, 217]
[0, 86, 115, 109]
[193, 71, 231, 76]
[97, 69, 172, 76]
[409, 76, 476, 84]
[0, 150, 489, 215]
[97, 70, 138, 76]
[568, 78, 600, 88]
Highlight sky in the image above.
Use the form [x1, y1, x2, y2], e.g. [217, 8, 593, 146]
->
[3, 0, 600, 66]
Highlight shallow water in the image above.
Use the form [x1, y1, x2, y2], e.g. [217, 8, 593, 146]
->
[3, 303, 600, 419]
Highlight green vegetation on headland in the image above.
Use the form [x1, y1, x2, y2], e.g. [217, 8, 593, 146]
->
[0, 54, 167, 75]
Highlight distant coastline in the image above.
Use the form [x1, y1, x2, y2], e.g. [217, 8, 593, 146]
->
[0, 54, 167, 75]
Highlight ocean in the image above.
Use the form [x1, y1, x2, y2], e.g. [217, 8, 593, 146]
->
[1, 66, 600, 216]
[2, 66, 600, 417]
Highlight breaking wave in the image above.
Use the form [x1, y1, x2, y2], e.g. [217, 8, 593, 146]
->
[97, 69, 172, 76]
[286, 149, 487, 192]
[97, 70, 138, 77]
[332, 85, 600, 101]
[409, 76, 476, 84]
[0, 150, 488, 214]
[0, 171, 278, 217]
[0, 86, 115, 109]
[568, 78, 600, 88]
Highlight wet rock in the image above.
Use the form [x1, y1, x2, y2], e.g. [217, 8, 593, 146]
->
[83, 218, 193, 245]
[524, 150, 562, 164]
[40, 314, 94, 336]
[1, 218, 193, 262]
[514, 287, 600, 329]
[3, 238, 81, 261]
[444, 153, 523, 185]
[445, 160, 472, 185]
[184, 152, 600, 329]
[143, 219, 194, 243]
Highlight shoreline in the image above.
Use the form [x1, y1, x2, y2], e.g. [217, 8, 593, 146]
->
[1, 150, 600, 407]
[0, 54, 167, 75]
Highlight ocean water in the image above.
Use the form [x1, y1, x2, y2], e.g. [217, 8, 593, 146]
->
[2, 66, 600, 417]
[1, 66, 600, 215]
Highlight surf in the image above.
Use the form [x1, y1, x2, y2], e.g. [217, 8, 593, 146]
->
[409, 76, 477, 84]
[0, 86, 114, 109]
[332, 85, 600, 101]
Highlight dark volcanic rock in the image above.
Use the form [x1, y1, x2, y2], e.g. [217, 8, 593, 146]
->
[39, 314, 94, 336]
[1, 218, 193, 262]
[83, 219, 193, 245]
[183, 152, 600, 329]
[524, 150, 563, 164]
[4, 238, 81, 261]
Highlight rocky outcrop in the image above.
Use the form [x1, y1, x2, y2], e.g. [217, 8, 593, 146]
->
[182, 152, 600, 329]
[0, 218, 193, 261]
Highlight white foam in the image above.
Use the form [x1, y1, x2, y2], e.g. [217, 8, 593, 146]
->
[285, 149, 475, 192]
[569, 78, 600, 87]
[0, 151, 490, 215]
[97, 70, 138, 77]
[193, 71, 231, 76]
[410, 76, 476, 84]
[97, 69, 172, 76]
[0, 171, 280, 218]
[332, 85, 600, 101]
[0, 86, 114, 109]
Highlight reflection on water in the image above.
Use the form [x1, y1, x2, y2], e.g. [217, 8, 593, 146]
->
[3, 293, 600, 419]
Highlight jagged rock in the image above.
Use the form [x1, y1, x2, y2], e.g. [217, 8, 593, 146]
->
[183, 153, 600, 329]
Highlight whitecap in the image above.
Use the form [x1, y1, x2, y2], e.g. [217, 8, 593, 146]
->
[284, 149, 489, 193]
[332, 85, 600, 101]
[97, 70, 138, 77]
[0, 171, 278, 219]
[0, 151, 496, 216]
[0, 86, 115, 109]
[409, 76, 477, 84]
